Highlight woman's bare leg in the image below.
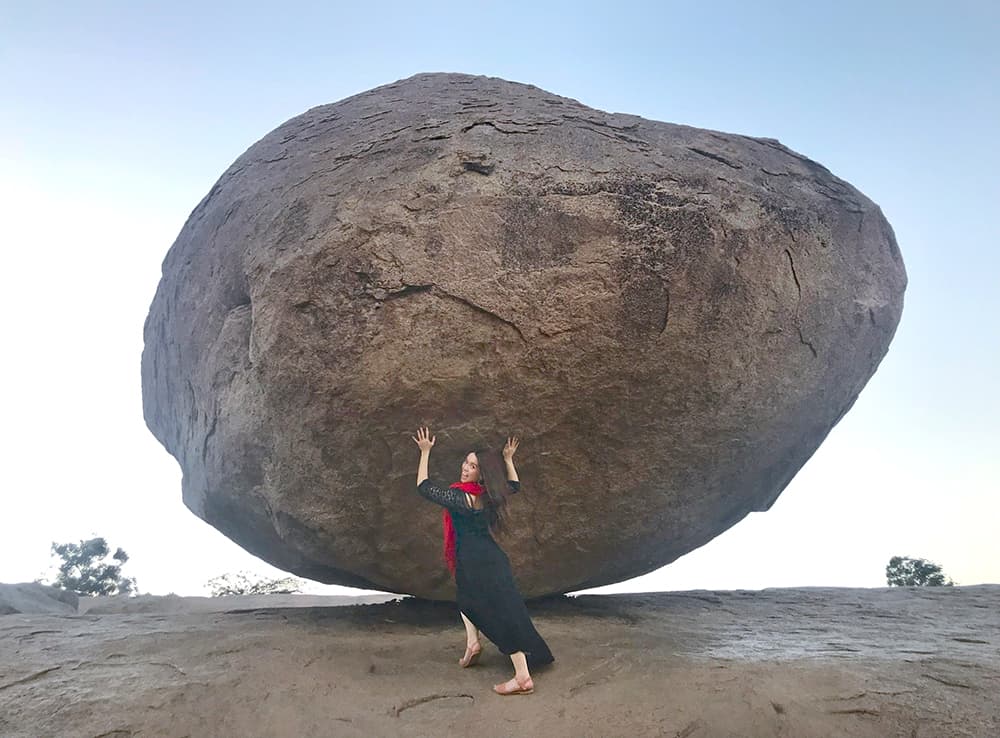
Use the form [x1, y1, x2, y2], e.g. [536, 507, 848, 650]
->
[494, 651, 533, 694]
[459, 612, 480, 647]
[458, 612, 482, 667]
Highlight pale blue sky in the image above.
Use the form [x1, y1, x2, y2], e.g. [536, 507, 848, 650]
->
[2, 2, 997, 595]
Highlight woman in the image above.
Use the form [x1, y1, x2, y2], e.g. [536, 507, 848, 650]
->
[412, 426, 554, 695]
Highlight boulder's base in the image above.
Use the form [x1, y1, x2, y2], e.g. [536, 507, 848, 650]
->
[2, 586, 996, 737]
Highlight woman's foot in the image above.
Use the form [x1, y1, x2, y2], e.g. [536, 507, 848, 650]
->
[458, 641, 482, 668]
[494, 675, 534, 695]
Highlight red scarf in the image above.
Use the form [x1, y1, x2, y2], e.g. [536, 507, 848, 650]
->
[443, 481, 485, 576]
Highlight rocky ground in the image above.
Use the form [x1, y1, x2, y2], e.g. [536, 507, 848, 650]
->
[1, 585, 997, 737]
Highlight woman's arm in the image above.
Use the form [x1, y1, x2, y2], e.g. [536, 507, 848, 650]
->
[410, 427, 474, 511]
[417, 479, 475, 512]
[504, 459, 519, 483]
[503, 435, 520, 483]
[417, 450, 430, 486]
[412, 426, 435, 485]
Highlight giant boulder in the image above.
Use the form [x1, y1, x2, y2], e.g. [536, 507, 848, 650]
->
[141, 73, 906, 600]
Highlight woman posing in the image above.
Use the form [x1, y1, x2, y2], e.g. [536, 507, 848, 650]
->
[412, 427, 554, 695]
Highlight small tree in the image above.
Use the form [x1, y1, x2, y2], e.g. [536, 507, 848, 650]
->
[206, 571, 304, 596]
[886, 556, 954, 587]
[45, 537, 137, 596]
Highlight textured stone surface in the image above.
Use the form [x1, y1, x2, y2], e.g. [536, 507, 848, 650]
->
[141, 72, 906, 599]
[3, 587, 998, 737]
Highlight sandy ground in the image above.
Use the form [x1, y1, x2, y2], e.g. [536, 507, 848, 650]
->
[2, 586, 998, 737]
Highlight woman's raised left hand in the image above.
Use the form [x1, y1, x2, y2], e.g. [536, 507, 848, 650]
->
[502, 436, 520, 461]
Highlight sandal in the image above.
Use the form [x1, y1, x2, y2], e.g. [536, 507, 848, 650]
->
[494, 676, 534, 695]
[458, 642, 482, 668]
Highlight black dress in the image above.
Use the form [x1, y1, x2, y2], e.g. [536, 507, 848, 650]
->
[417, 479, 554, 669]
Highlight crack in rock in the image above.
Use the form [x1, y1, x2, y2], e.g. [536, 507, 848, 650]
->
[676, 720, 703, 738]
[461, 161, 495, 175]
[688, 147, 743, 169]
[0, 666, 61, 691]
[922, 673, 973, 689]
[784, 248, 816, 357]
[435, 288, 528, 343]
[461, 120, 538, 135]
[394, 692, 474, 716]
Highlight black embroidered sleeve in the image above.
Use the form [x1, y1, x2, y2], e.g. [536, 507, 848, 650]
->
[417, 480, 473, 512]
[507, 480, 520, 493]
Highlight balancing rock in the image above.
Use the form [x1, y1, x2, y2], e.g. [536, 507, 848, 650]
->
[141, 73, 906, 599]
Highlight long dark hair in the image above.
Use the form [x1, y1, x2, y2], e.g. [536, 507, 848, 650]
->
[473, 447, 511, 537]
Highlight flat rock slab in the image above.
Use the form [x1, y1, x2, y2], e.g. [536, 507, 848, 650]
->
[76, 592, 397, 615]
[3, 586, 996, 737]
[0, 583, 78, 616]
[142, 72, 906, 599]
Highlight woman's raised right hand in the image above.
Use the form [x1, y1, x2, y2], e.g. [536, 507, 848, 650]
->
[412, 426, 436, 452]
